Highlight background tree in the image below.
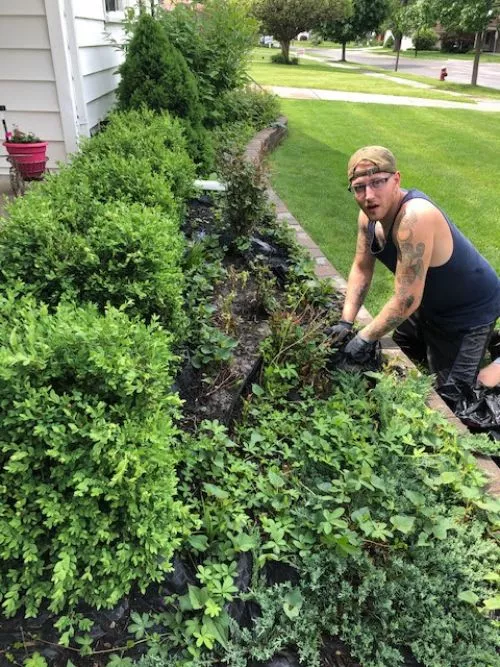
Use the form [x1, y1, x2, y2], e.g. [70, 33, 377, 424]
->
[382, 0, 422, 70]
[318, 0, 390, 62]
[251, 0, 350, 63]
[422, 0, 500, 85]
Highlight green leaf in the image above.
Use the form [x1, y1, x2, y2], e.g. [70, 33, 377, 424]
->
[458, 590, 479, 605]
[390, 515, 415, 534]
[188, 534, 209, 552]
[251, 383, 264, 396]
[24, 653, 48, 667]
[203, 483, 229, 499]
[283, 588, 303, 620]
[268, 469, 285, 488]
[188, 584, 208, 610]
[232, 532, 257, 552]
[438, 471, 459, 484]
[202, 615, 228, 649]
[404, 490, 425, 506]
[483, 595, 500, 611]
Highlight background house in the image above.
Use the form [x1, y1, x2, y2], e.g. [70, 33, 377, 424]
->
[0, 0, 155, 175]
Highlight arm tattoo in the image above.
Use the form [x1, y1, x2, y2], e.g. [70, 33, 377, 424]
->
[396, 211, 425, 286]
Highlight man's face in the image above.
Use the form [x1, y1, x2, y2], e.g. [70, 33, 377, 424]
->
[350, 160, 400, 222]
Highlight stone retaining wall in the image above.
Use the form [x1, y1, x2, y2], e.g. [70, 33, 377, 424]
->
[246, 117, 500, 498]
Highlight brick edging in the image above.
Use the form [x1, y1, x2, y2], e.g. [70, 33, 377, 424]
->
[246, 118, 500, 498]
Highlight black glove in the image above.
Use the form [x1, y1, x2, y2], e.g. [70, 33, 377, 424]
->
[343, 333, 377, 364]
[326, 319, 353, 344]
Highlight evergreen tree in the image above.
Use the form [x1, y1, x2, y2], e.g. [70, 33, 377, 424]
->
[117, 11, 211, 169]
[116, 11, 203, 126]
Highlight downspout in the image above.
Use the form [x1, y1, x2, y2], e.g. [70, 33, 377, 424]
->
[44, 0, 81, 158]
[62, 0, 90, 138]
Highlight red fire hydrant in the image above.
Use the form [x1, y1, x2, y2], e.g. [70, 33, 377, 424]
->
[439, 67, 448, 81]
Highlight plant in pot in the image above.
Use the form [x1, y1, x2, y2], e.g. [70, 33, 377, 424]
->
[3, 127, 48, 179]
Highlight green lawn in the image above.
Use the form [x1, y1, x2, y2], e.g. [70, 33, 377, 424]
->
[290, 39, 343, 49]
[268, 100, 500, 315]
[378, 69, 500, 100]
[249, 51, 475, 103]
[372, 47, 500, 64]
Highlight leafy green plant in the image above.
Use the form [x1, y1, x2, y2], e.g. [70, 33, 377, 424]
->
[0, 199, 186, 333]
[215, 87, 281, 130]
[0, 297, 183, 616]
[412, 26, 438, 52]
[160, 0, 258, 122]
[191, 324, 238, 369]
[271, 53, 299, 65]
[78, 108, 196, 206]
[172, 365, 499, 666]
[116, 11, 210, 168]
[217, 149, 274, 242]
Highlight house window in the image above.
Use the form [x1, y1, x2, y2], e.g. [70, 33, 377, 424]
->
[105, 0, 122, 11]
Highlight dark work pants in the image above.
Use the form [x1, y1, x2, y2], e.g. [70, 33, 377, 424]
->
[393, 310, 496, 388]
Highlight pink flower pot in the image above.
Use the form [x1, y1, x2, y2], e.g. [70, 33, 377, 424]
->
[3, 141, 48, 179]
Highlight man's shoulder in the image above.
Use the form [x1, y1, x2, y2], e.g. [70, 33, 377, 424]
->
[397, 195, 441, 227]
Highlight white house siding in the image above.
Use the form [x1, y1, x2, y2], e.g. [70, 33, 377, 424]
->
[73, 0, 133, 134]
[0, 0, 150, 177]
[0, 0, 66, 174]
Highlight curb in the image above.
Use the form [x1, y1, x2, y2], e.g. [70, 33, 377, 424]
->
[247, 117, 500, 498]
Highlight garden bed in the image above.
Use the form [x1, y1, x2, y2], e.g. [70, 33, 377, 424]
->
[0, 114, 498, 667]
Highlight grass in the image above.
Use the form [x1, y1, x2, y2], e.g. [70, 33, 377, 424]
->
[372, 47, 500, 64]
[268, 100, 500, 315]
[249, 50, 475, 103]
[253, 47, 500, 101]
[290, 39, 343, 49]
[379, 69, 500, 100]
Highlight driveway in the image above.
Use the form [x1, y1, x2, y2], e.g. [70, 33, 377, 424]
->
[299, 47, 500, 90]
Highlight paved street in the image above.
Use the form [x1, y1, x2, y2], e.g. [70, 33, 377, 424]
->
[298, 47, 500, 90]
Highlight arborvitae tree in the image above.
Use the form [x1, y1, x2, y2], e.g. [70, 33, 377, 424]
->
[116, 11, 212, 169]
[116, 11, 203, 126]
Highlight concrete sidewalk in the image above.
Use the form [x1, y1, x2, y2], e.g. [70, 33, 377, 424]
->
[265, 85, 500, 112]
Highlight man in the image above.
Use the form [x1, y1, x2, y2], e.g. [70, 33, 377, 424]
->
[330, 146, 500, 391]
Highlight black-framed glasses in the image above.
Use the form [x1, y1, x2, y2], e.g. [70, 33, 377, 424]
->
[348, 175, 393, 196]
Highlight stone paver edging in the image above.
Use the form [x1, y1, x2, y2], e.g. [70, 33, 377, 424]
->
[245, 116, 500, 497]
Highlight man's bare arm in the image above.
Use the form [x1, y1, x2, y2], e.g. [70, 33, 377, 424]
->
[342, 216, 376, 323]
[360, 207, 433, 341]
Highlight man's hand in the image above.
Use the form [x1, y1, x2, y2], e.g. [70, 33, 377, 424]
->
[327, 320, 353, 344]
[343, 333, 377, 363]
[477, 359, 500, 388]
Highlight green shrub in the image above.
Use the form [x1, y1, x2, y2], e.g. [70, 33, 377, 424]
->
[159, 0, 258, 119]
[412, 27, 437, 52]
[79, 109, 196, 204]
[215, 87, 280, 130]
[271, 53, 299, 65]
[0, 199, 186, 331]
[0, 297, 183, 616]
[116, 12, 210, 168]
[440, 31, 474, 53]
[54, 153, 179, 217]
[117, 12, 203, 123]
[384, 34, 394, 49]
[217, 150, 274, 242]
